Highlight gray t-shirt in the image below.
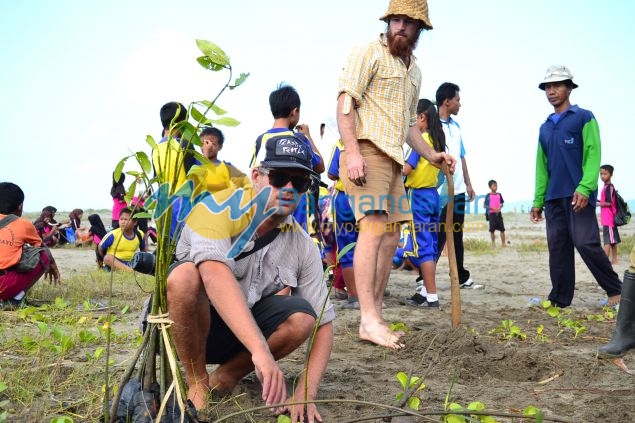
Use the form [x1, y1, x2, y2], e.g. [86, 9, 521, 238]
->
[177, 212, 335, 326]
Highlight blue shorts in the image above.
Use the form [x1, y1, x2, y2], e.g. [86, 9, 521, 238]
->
[332, 190, 357, 268]
[405, 188, 439, 266]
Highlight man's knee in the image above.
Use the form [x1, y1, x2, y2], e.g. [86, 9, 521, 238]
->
[167, 262, 201, 302]
[281, 312, 316, 340]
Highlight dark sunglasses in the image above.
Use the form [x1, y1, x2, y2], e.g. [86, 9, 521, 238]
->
[260, 167, 312, 192]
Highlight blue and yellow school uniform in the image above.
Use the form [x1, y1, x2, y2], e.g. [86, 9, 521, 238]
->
[404, 133, 440, 266]
[188, 160, 252, 197]
[328, 141, 356, 268]
[99, 228, 145, 264]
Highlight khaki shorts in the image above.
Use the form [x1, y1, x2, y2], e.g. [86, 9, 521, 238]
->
[341, 140, 412, 223]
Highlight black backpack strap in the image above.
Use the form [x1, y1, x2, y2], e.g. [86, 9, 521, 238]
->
[234, 228, 282, 261]
[0, 214, 18, 230]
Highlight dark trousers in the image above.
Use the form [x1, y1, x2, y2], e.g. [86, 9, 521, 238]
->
[436, 193, 470, 284]
[544, 198, 622, 307]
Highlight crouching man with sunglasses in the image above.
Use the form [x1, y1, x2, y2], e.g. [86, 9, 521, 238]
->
[167, 135, 335, 422]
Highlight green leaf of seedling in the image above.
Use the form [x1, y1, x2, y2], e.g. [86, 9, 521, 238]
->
[396, 372, 408, 389]
[481, 417, 498, 423]
[126, 180, 137, 203]
[546, 307, 560, 318]
[541, 300, 552, 308]
[467, 401, 485, 411]
[574, 326, 587, 338]
[198, 100, 227, 115]
[59, 335, 73, 353]
[121, 305, 130, 314]
[79, 330, 97, 343]
[407, 396, 420, 411]
[523, 406, 543, 423]
[446, 414, 466, 423]
[448, 403, 464, 411]
[177, 121, 199, 146]
[135, 151, 152, 174]
[196, 39, 230, 67]
[409, 376, 421, 388]
[54, 297, 69, 309]
[190, 106, 211, 125]
[22, 336, 37, 350]
[210, 117, 240, 127]
[146, 135, 158, 150]
[196, 56, 224, 71]
[229, 72, 250, 90]
[49, 416, 74, 423]
[277, 415, 291, 423]
[389, 322, 409, 333]
[395, 392, 403, 401]
[336, 242, 356, 262]
[0, 381, 7, 392]
[93, 347, 104, 360]
[114, 158, 128, 183]
[37, 321, 48, 336]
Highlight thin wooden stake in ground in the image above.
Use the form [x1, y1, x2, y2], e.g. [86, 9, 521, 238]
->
[442, 162, 461, 328]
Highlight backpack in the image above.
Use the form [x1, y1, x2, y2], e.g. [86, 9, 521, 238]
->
[614, 189, 631, 227]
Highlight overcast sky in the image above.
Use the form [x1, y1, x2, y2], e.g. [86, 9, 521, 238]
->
[1, 0, 633, 212]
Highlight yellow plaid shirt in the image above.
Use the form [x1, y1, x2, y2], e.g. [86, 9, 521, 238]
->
[338, 33, 421, 165]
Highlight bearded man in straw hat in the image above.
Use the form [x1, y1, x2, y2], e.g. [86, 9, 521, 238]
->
[530, 65, 621, 309]
[336, 0, 455, 349]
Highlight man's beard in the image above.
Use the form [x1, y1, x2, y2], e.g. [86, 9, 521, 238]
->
[387, 30, 418, 58]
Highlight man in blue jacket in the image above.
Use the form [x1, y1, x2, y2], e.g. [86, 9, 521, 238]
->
[530, 65, 621, 308]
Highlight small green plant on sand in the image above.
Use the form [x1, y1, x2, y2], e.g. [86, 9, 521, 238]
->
[489, 319, 527, 341]
[540, 300, 587, 339]
[390, 322, 410, 333]
[395, 371, 425, 411]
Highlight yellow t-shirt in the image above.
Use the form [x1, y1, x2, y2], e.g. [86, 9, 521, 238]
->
[404, 132, 439, 189]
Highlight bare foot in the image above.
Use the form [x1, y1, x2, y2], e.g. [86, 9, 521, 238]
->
[187, 382, 211, 411]
[608, 295, 621, 307]
[613, 358, 635, 375]
[359, 320, 405, 350]
[208, 368, 238, 397]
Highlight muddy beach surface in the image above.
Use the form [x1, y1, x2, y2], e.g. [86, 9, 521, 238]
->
[39, 214, 635, 422]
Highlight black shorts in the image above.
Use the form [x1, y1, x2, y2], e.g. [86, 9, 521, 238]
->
[488, 212, 505, 233]
[205, 294, 316, 364]
[603, 225, 621, 245]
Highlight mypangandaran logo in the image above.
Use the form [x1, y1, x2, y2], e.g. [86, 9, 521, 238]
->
[148, 180, 280, 259]
[148, 182, 491, 259]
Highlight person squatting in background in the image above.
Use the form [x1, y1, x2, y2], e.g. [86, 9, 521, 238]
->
[0, 182, 61, 308]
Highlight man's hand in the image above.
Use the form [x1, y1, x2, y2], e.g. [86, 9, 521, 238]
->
[346, 151, 367, 186]
[466, 184, 475, 202]
[252, 351, 286, 408]
[571, 191, 588, 212]
[295, 124, 311, 137]
[46, 262, 61, 285]
[280, 397, 323, 423]
[530, 207, 543, 223]
[435, 152, 457, 173]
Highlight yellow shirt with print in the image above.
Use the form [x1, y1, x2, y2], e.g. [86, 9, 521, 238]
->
[404, 132, 439, 189]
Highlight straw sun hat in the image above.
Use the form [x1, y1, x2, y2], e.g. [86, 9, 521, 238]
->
[379, 0, 433, 30]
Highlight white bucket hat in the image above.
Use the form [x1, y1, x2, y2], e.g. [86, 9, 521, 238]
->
[539, 65, 579, 90]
